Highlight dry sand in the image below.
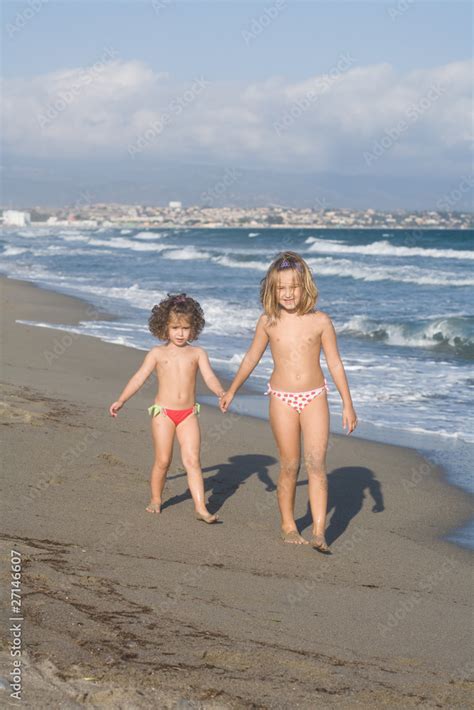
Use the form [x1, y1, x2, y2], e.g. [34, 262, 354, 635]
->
[0, 276, 472, 708]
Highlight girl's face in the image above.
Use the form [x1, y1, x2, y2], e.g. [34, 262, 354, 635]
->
[167, 313, 192, 346]
[276, 269, 302, 311]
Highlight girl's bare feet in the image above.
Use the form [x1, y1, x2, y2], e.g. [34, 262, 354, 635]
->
[281, 529, 309, 544]
[195, 511, 219, 524]
[311, 533, 331, 554]
[145, 501, 161, 514]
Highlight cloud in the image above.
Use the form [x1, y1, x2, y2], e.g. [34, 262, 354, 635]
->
[2, 56, 472, 176]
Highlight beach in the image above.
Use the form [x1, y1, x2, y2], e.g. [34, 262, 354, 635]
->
[0, 275, 473, 708]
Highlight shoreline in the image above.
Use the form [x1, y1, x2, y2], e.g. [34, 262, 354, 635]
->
[1, 272, 472, 548]
[1, 274, 473, 707]
[2, 224, 470, 231]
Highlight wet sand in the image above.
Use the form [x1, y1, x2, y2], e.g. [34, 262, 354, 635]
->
[0, 276, 473, 708]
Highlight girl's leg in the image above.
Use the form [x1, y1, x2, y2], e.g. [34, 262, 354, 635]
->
[175, 414, 217, 521]
[269, 396, 307, 543]
[300, 392, 330, 547]
[147, 414, 175, 512]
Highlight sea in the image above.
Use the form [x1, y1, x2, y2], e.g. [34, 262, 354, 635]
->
[1, 225, 473, 549]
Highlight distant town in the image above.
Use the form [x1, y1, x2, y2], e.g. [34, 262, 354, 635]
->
[1, 203, 472, 230]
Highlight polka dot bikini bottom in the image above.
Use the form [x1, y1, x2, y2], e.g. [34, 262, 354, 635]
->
[265, 378, 329, 414]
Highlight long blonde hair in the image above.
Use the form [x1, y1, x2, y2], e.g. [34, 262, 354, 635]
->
[260, 251, 318, 324]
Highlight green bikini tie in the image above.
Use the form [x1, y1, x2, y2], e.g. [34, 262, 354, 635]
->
[147, 403, 201, 417]
[147, 404, 163, 417]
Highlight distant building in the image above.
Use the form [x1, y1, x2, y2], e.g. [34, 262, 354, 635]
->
[168, 201, 182, 209]
[2, 210, 31, 227]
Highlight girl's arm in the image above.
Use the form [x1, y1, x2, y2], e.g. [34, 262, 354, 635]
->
[197, 348, 225, 399]
[109, 349, 158, 417]
[320, 314, 358, 434]
[221, 315, 269, 411]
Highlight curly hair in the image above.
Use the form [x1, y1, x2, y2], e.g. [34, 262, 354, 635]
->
[148, 293, 205, 341]
[260, 251, 318, 324]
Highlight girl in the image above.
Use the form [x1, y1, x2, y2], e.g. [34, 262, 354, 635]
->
[221, 252, 358, 552]
[109, 293, 225, 523]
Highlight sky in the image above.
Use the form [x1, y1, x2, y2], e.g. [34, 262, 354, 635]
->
[1, 0, 473, 208]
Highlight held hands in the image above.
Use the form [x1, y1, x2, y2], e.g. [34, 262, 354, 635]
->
[109, 401, 124, 418]
[342, 404, 358, 435]
[219, 391, 234, 413]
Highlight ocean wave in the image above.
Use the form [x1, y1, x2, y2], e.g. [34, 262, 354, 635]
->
[162, 246, 213, 261]
[213, 253, 473, 286]
[339, 314, 474, 359]
[59, 234, 171, 251]
[305, 237, 474, 260]
[213, 255, 268, 271]
[306, 257, 474, 287]
[16, 320, 141, 350]
[199, 298, 261, 335]
[1, 246, 29, 256]
[133, 231, 170, 240]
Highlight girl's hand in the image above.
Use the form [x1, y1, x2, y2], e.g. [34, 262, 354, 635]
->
[109, 401, 124, 418]
[220, 391, 234, 412]
[342, 405, 358, 435]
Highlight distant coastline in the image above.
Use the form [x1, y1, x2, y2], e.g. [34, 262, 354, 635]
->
[1, 205, 472, 231]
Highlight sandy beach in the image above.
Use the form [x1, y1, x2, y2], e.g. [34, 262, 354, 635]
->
[0, 275, 472, 708]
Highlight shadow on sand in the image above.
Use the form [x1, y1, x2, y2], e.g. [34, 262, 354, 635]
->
[163, 458, 384, 545]
[295, 466, 384, 544]
[162, 454, 277, 514]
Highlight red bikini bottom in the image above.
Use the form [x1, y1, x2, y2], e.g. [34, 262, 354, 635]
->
[147, 402, 201, 426]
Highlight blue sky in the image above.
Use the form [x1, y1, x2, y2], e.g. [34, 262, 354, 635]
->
[3, 0, 472, 80]
[2, 1, 473, 207]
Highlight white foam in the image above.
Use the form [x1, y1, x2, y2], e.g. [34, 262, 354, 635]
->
[306, 257, 474, 287]
[2, 246, 28, 256]
[58, 234, 171, 251]
[134, 231, 170, 240]
[339, 314, 473, 353]
[305, 237, 474, 260]
[162, 246, 213, 261]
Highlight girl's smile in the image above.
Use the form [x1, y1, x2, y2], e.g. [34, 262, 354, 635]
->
[277, 270, 302, 311]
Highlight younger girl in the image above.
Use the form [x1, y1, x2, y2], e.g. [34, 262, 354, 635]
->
[109, 293, 225, 523]
[221, 252, 358, 552]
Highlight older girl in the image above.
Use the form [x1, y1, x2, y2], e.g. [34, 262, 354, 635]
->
[221, 252, 357, 552]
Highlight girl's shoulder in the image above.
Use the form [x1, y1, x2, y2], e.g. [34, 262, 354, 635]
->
[311, 308, 330, 320]
[303, 310, 332, 331]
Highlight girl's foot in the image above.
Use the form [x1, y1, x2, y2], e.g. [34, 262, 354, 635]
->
[311, 533, 331, 554]
[146, 501, 161, 514]
[281, 529, 309, 545]
[195, 511, 219, 524]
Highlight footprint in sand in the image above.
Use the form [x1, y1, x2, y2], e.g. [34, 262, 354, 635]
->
[0, 401, 44, 425]
[97, 452, 126, 467]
